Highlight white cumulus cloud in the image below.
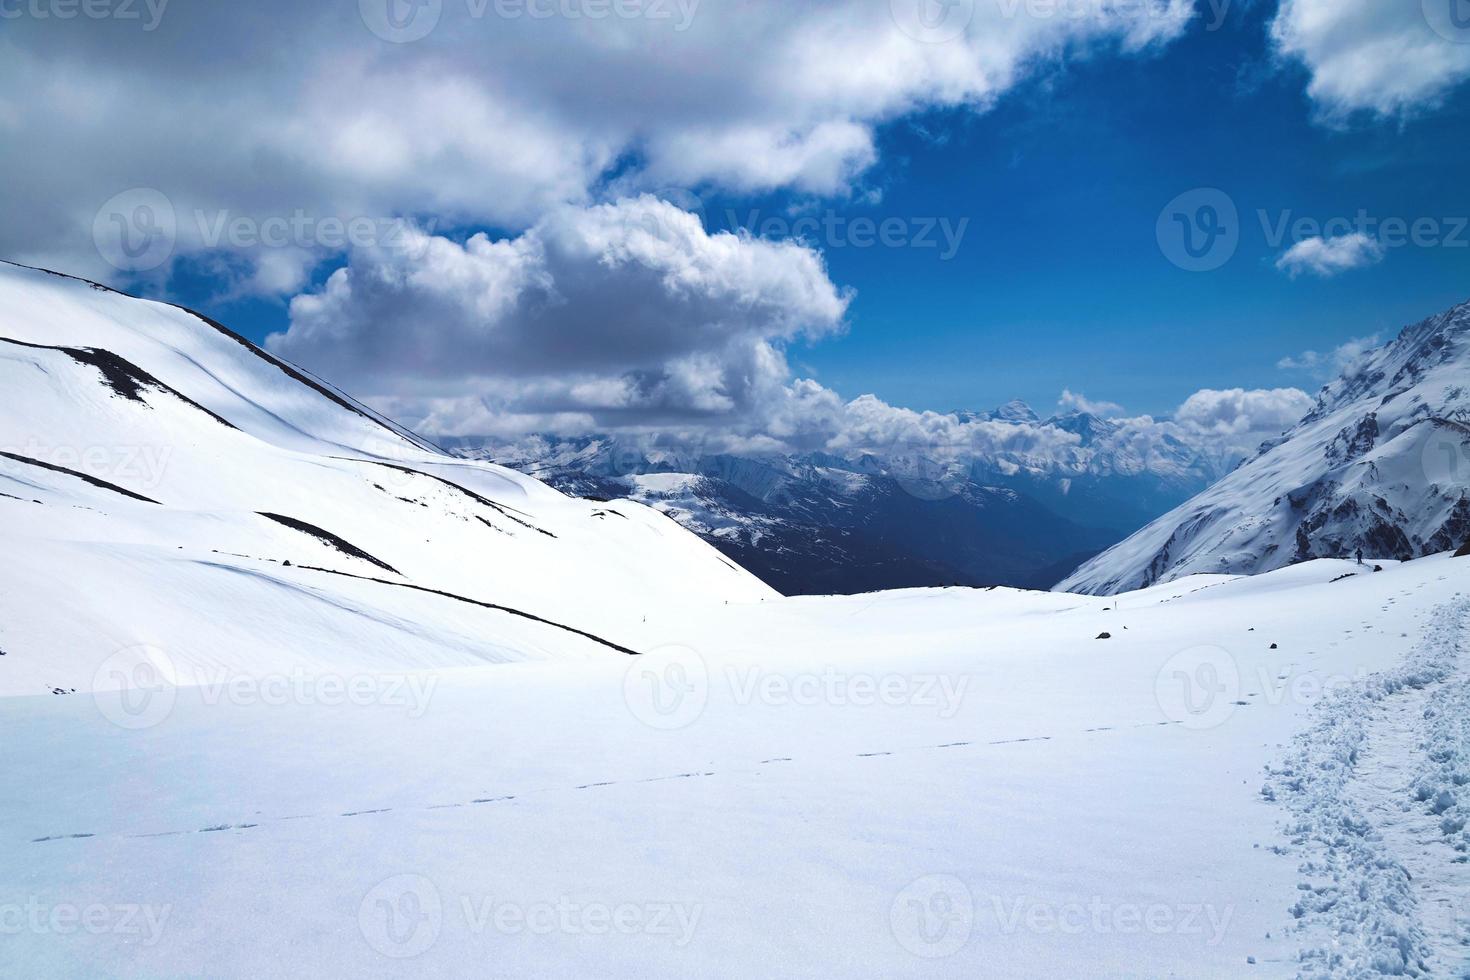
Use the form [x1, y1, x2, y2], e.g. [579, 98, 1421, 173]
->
[269, 197, 850, 436]
[1277, 334, 1383, 376]
[1272, 0, 1470, 118]
[1057, 389, 1125, 416]
[3, 0, 1198, 288]
[1274, 233, 1386, 279]
[1174, 387, 1315, 444]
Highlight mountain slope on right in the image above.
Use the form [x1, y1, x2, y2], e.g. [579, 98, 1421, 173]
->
[1058, 299, 1470, 595]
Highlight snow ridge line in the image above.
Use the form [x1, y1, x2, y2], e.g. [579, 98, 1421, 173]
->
[283, 563, 643, 657]
[1262, 595, 1470, 978]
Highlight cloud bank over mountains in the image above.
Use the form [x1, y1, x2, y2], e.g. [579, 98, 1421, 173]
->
[268, 197, 1317, 467]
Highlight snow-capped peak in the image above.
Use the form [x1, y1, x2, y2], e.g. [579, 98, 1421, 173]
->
[1057, 297, 1470, 595]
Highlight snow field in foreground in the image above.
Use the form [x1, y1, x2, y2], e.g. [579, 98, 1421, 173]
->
[3, 556, 1468, 977]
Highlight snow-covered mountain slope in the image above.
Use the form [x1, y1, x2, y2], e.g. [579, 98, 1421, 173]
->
[449, 417, 1218, 594]
[10, 259, 1470, 977]
[7, 553, 1470, 976]
[0, 261, 774, 695]
[1058, 299, 1470, 595]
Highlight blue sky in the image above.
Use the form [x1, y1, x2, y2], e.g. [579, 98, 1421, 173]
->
[166, 0, 1470, 421]
[794, 12, 1470, 417]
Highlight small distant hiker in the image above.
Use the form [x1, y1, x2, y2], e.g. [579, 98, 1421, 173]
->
[1355, 547, 1363, 565]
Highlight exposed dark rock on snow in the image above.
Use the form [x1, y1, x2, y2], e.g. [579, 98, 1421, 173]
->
[258, 513, 401, 575]
[0, 337, 238, 429]
[0, 450, 160, 504]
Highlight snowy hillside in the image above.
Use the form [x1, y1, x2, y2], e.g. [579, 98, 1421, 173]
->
[8, 547, 1470, 976]
[0, 261, 775, 696]
[1058, 299, 1470, 595]
[9, 260, 1470, 976]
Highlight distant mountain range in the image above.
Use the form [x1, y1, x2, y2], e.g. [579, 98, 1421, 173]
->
[445, 403, 1228, 595]
[1059, 298, 1470, 594]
